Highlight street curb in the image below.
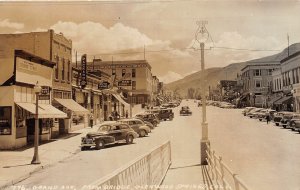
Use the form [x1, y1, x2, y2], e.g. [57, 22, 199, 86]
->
[0, 148, 81, 190]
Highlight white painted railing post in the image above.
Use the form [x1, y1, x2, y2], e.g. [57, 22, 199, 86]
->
[219, 156, 226, 189]
[233, 174, 240, 190]
[212, 151, 219, 185]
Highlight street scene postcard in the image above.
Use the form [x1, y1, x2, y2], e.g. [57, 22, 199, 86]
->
[0, 0, 300, 190]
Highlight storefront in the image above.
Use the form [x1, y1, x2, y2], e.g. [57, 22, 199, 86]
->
[293, 83, 300, 113]
[0, 50, 67, 149]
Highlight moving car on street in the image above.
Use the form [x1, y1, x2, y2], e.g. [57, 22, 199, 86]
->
[118, 118, 151, 137]
[180, 106, 192, 116]
[146, 108, 174, 121]
[81, 122, 138, 151]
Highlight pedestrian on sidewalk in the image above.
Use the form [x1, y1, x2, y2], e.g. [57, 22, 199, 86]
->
[125, 110, 128, 118]
[266, 114, 270, 124]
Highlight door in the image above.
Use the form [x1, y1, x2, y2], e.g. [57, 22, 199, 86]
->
[110, 125, 123, 141]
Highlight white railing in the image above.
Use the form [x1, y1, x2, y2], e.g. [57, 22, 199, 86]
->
[206, 143, 250, 190]
[82, 141, 171, 190]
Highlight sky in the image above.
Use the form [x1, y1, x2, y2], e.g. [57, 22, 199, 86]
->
[0, 0, 300, 83]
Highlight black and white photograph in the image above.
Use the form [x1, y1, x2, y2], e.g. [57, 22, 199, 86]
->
[0, 0, 300, 190]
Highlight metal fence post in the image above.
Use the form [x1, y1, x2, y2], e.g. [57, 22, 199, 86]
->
[213, 151, 219, 186]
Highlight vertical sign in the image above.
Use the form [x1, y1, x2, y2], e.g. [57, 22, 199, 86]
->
[81, 54, 87, 88]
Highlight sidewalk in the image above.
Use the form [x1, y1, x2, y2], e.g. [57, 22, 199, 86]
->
[0, 125, 97, 190]
[161, 163, 217, 190]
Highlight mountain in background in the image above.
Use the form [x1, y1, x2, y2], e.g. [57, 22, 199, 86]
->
[165, 43, 300, 97]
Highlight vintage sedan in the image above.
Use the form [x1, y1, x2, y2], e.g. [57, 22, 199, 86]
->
[135, 113, 160, 127]
[247, 108, 264, 118]
[180, 106, 192, 116]
[146, 108, 174, 121]
[257, 109, 277, 121]
[81, 122, 138, 151]
[280, 112, 294, 128]
[118, 118, 151, 137]
[288, 114, 300, 131]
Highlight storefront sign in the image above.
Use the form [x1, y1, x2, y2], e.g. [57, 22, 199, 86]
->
[15, 57, 52, 87]
[39, 86, 50, 100]
[81, 54, 87, 88]
[98, 82, 110, 90]
[118, 80, 132, 86]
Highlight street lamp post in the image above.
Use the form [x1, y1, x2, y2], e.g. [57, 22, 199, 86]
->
[129, 92, 132, 118]
[31, 83, 42, 164]
[194, 21, 210, 165]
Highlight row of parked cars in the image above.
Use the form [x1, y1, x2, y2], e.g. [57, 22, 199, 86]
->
[207, 101, 236, 109]
[80, 104, 177, 151]
[242, 107, 300, 133]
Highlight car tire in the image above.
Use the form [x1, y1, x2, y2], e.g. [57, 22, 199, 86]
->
[126, 135, 134, 144]
[95, 140, 105, 150]
[153, 121, 158, 127]
[169, 116, 173, 121]
[275, 123, 279, 126]
[139, 130, 146, 137]
[81, 147, 86, 151]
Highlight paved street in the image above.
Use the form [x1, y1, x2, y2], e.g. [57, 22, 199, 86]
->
[5, 100, 300, 190]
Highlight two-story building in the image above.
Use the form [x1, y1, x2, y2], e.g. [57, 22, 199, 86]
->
[0, 30, 88, 134]
[88, 59, 153, 106]
[275, 51, 300, 112]
[0, 50, 67, 149]
[241, 63, 280, 107]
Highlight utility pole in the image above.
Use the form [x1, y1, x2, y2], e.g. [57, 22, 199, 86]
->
[194, 20, 210, 165]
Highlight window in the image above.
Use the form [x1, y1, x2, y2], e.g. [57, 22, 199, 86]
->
[132, 81, 136, 90]
[268, 69, 273, 75]
[122, 69, 126, 77]
[132, 69, 136, 78]
[0, 106, 12, 135]
[55, 56, 59, 79]
[67, 60, 70, 82]
[255, 80, 261, 88]
[112, 68, 116, 75]
[62, 59, 65, 81]
[254, 69, 261, 76]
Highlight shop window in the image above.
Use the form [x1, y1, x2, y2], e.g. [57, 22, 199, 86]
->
[0, 106, 12, 135]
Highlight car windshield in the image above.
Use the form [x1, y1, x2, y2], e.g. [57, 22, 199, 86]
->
[97, 125, 111, 132]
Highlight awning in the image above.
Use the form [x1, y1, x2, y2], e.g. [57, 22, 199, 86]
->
[269, 96, 282, 105]
[112, 94, 130, 107]
[16, 102, 67, 118]
[274, 96, 293, 105]
[54, 98, 89, 115]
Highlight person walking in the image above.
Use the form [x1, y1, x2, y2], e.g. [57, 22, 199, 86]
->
[266, 114, 270, 124]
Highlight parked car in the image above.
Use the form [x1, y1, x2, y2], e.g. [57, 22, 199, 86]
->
[273, 112, 290, 126]
[219, 102, 236, 109]
[135, 113, 160, 127]
[252, 109, 267, 119]
[118, 118, 151, 137]
[290, 114, 300, 133]
[242, 107, 256, 116]
[280, 112, 294, 128]
[288, 114, 300, 131]
[180, 106, 192, 116]
[247, 108, 264, 118]
[81, 122, 138, 151]
[257, 109, 277, 121]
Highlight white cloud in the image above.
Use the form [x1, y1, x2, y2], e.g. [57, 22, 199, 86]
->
[50, 21, 170, 54]
[0, 19, 24, 30]
[160, 71, 183, 84]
